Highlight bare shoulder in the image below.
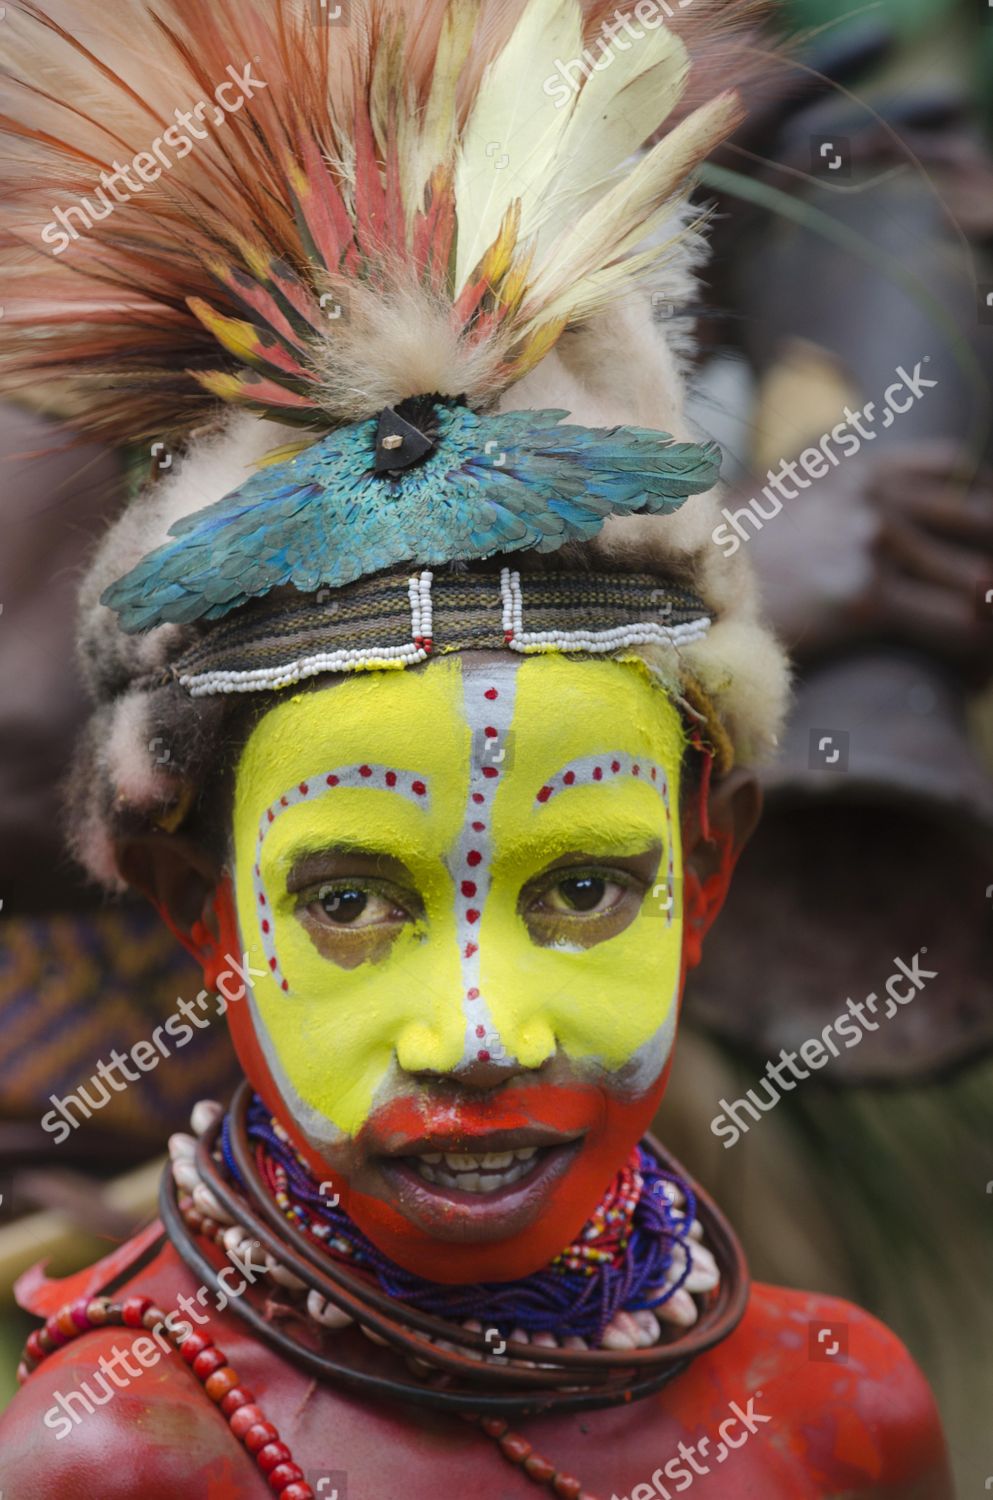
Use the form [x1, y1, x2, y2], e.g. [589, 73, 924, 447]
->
[0, 1327, 263, 1500]
[682, 1280, 953, 1498]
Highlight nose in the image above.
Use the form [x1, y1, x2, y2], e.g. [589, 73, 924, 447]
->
[414, 1051, 545, 1092]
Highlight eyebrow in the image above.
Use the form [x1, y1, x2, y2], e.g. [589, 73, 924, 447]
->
[285, 845, 414, 894]
[500, 815, 669, 871]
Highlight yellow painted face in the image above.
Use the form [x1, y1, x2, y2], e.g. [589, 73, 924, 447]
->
[231, 652, 686, 1148]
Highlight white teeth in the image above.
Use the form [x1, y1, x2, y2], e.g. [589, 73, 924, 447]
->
[409, 1147, 543, 1193]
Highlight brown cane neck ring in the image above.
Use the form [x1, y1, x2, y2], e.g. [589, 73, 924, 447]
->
[159, 1081, 749, 1416]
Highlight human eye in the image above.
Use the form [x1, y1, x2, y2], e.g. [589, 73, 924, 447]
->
[529, 869, 632, 918]
[522, 862, 648, 948]
[296, 878, 414, 930]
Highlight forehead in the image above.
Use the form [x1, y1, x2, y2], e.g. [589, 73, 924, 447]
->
[234, 653, 686, 808]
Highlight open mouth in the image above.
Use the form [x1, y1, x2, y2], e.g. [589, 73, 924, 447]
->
[407, 1144, 541, 1194]
[373, 1132, 584, 1240]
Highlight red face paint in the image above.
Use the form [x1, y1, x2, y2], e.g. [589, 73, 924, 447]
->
[211, 750, 734, 1284]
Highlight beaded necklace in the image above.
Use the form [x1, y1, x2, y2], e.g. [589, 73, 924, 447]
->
[223, 1094, 697, 1347]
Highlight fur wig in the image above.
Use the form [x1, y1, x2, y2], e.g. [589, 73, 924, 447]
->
[0, 0, 786, 886]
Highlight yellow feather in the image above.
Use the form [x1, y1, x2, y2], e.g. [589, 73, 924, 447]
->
[477, 199, 523, 290]
[507, 313, 569, 379]
[251, 438, 315, 469]
[193, 371, 248, 402]
[497, 245, 536, 311]
[187, 299, 266, 364]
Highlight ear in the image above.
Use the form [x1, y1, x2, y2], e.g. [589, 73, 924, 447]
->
[116, 832, 235, 990]
[681, 766, 762, 971]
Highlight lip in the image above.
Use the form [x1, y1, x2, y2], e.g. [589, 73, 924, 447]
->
[378, 1125, 576, 1159]
[375, 1134, 584, 1242]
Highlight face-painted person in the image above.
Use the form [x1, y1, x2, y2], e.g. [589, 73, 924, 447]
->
[0, 2, 952, 1496]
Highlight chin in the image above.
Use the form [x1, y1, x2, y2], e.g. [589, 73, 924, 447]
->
[338, 1072, 673, 1284]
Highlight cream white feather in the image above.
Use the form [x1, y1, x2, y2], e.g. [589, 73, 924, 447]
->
[454, 0, 582, 289]
[534, 23, 691, 253]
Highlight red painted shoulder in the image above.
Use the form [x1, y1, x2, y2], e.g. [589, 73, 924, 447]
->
[696, 1281, 954, 1497]
[0, 1325, 263, 1500]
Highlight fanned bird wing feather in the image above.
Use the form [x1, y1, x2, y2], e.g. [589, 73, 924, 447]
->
[102, 407, 721, 631]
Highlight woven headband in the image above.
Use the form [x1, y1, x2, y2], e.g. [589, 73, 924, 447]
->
[167, 567, 711, 698]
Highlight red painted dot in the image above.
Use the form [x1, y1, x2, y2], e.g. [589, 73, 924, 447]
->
[563, 770, 576, 785]
[467, 987, 480, 1001]
[537, 786, 553, 803]
[475, 1024, 486, 1038]
[269, 957, 277, 971]
[477, 1050, 491, 1062]
[254, 865, 260, 877]
[299, 782, 309, 795]
[359, 765, 372, 778]
[466, 909, 481, 924]
[651, 766, 657, 781]
[385, 771, 397, 787]
[633, 764, 641, 776]
[593, 766, 603, 780]
[412, 780, 427, 797]
[611, 760, 621, 773]
[465, 942, 478, 958]
[485, 688, 499, 700]
[485, 726, 498, 739]
[472, 821, 486, 832]
[482, 766, 499, 779]
[267, 809, 275, 823]
[280, 796, 288, 807]
[281, 980, 289, 993]
[259, 893, 266, 906]
[326, 774, 339, 787]
[467, 850, 482, 867]
[472, 792, 485, 805]
[461, 880, 477, 897]
[262, 920, 270, 934]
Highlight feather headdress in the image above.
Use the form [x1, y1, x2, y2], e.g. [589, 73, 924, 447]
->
[0, 0, 788, 885]
[0, 0, 754, 439]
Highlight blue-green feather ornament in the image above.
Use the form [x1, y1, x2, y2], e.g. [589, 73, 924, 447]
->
[103, 400, 722, 632]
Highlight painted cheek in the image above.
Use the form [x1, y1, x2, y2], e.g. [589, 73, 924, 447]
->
[233, 838, 468, 1138]
[345, 1080, 672, 1282]
[479, 660, 686, 1078]
[225, 662, 480, 1134]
